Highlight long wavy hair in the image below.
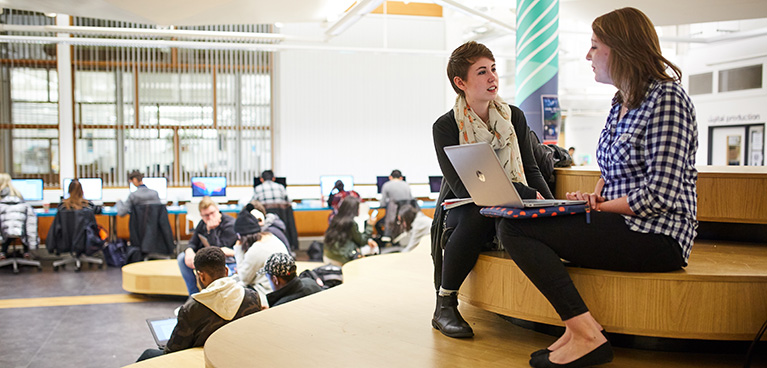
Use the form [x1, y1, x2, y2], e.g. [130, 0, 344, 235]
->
[592, 7, 682, 109]
[324, 196, 361, 246]
[62, 179, 89, 210]
[0, 173, 23, 199]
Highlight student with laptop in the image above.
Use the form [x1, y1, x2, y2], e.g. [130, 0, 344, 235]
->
[430, 41, 553, 339]
[497, 8, 698, 368]
[137, 247, 262, 362]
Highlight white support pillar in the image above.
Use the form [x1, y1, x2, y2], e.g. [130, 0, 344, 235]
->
[56, 14, 75, 186]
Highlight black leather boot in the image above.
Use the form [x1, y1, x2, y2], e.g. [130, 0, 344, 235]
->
[432, 291, 474, 338]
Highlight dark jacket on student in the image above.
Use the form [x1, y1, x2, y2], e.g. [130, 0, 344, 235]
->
[46, 204, 100, 256]
[128, 203, 175, 255]
[430, 107, 553, 290]
[165, 277, 261, 354]
[187, 212, 237, 253]
[324, 222, 373, 265]
[266, 277, 323, 307]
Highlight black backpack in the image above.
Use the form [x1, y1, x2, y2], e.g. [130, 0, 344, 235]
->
[529, 131, 573, 193]
[299, 263, 343, 289]
[307, 241, 324, 262]
[102, 239, 128, 267]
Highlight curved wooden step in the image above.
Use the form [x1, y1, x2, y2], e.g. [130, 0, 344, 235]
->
[461, 239, 767, 340]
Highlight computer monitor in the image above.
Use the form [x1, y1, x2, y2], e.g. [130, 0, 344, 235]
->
[11, 179, 44, 201]
[429, 176, 443, 193]
[63, 178, 103, 201]
[191, 176, 227, 197]
[320, 175, 353, 197]
[376, 175, 406, 194]
[253, 176, 287, 188]
[130, 177, 168, 200]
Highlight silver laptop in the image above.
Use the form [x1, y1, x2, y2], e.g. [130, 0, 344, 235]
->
[146, 317, 178, 349]
[444, 142, 586, 208]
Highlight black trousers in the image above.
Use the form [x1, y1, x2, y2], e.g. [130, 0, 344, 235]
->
[496, 211, 684, 320]
[440, 204, 497, 290]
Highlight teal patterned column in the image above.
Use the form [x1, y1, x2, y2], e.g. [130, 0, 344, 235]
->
[515, 0, 559, 141]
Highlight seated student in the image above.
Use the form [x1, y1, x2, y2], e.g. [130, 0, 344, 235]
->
[0, 173, 38, 260]
[247, 200, 291, 253]
[137, 247, 261, 362]
[46, 179, 103, 257]
[178, 197, 237, 295]
[251, 169, 289, 205]
[378, 169, 414, 237]
[323, 196, 378, 265]
[232, 207, 289, 306]
[326, 180, 360, 223]
[392, 204, 431, 253]
[264, 253, 322, 307]
[116, 170, 161, 216]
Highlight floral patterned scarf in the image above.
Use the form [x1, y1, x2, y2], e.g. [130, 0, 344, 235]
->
[453, 95, 527, 185]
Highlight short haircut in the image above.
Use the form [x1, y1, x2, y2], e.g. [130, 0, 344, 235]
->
[198, 196, 218, 212]
[128, 170, 143, 181]
[390, 169, 402, 179]
[261, 170, 274, 181]
[194, 247, 226, 277]
[249, 200, 267, 217]
[447, 41, 494, 97]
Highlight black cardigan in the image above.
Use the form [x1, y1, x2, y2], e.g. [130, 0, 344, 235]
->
[429, 106, 553, 289]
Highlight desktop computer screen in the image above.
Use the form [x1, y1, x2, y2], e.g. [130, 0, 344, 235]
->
[130, 177, 168, 200]
[376, 175, 406, 194]
[191, 176, 227, 197]
[429, 176, 443, 193]
[320, 175, 354, 197]
[253, 176, 287, 188]
[11, 179, 44, 201]
[63, 178, 103, 201]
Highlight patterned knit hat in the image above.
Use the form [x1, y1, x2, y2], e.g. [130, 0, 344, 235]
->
[262, 253, 295, 278]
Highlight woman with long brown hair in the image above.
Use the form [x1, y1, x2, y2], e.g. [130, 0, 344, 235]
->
[497, 7, 698, 367]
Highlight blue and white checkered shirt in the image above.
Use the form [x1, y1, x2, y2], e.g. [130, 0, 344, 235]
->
[596, 79, 698, 264]
[252, 180, 289, 205]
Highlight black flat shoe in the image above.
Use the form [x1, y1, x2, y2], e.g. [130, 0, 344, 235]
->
[529, 341, 613, 368]
[530, 330, 609, 358]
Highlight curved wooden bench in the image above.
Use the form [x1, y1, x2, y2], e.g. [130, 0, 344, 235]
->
[122, 259, 321, 296]
[123, 347, 203, 368]
[461, 239, 767, 340]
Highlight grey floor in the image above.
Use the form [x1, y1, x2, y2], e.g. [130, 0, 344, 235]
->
[0, 242, 312, 368]
[0, 259, 186, 368]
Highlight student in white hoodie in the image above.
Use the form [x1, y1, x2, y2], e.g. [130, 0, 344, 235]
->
[232, 206, 289, 306]
[137, 247, 261, 362]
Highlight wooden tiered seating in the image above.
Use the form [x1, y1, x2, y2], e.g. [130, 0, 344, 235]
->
[462, 239, 767, 340]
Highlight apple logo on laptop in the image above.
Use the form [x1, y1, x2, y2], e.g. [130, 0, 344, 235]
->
[475, 170, 486, 182]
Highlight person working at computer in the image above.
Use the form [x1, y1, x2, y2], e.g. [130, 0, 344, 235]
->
[251, 170, 289, 205]
[264, 253, 322, 307]
[497, 8, 698, 368]
[430, 41, 553, 339]
[116, 170, 161, 216]
[178, 197, 237, 295]
[0, 173, 38, 261]
[377, 169, 413, 238]
[137, 246, 262, 362]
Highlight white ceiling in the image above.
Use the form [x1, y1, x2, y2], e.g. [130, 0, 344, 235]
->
[2, 0, 767, 28]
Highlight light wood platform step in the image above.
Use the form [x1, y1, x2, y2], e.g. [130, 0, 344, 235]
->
[462, 239, 767, 340]
[121, 259, 323, 296]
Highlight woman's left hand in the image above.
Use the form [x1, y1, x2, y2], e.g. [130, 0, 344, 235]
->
[566, 190, 605, 211]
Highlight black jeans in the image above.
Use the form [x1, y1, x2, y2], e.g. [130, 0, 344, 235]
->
[496, 211, 684, 320]
[440, 204, 497, 290]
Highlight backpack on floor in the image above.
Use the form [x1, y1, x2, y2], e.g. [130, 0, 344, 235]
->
[102, 239, 127, 267]
[125, 245, 144, 264]
[307, 240, 324, 262]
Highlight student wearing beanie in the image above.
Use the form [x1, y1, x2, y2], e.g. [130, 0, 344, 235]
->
[232, 206, 289, 306]
[263, 253, 322, 307]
